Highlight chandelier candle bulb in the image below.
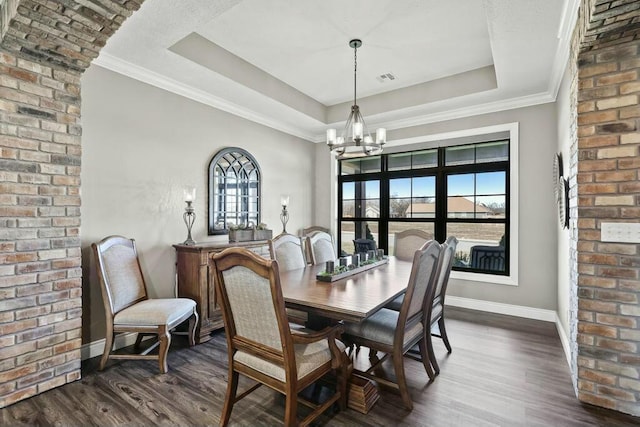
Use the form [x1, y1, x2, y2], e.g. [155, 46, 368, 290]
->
[327, 128, 336, 145]
[376, 128, 386, 144]
[353, 122, 363, 140]
[183, 187, 196, 202]
[281, 195, 289, 207]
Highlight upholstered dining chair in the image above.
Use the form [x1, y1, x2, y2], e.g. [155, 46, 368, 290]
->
[353, 238, 377, 254]
[302, 225, 330, 236]
[342, 240, 442, 410]
[269, 233, 308, 324]
[269, 233, 306, 271]
[385, 236, 458, 375]
[306, 230, 337, 265]
[211, 247, 348, 427]
[92, 235, 198, 373]
[393, 229, 432, 261]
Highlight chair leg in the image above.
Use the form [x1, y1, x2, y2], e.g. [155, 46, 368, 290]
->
[336, 352, 349, 411]
[134, 333, 144, 351]
[426, 330, 439, 375]
[188, 311, 198, 347]
[99, 331, 114, 371]
[418, 335, 435, 381]
[158, 326, 171, 374]
[438, 317, 452, 353]
[220, 371, 238, 427]
[393, 348, 413, 410]
[283, 383, 298, 427]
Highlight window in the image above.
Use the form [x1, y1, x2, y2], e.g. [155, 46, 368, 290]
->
[338, 140, 510, 276]
[208, 148, 261, 235]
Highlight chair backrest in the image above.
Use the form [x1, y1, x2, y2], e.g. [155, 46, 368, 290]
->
[212, 248, 293, 369]
[269, 233, 306, 271]
[92, 235, 148, 317]
[433, 236, 458, 307]
[353, 238, 377, 254]
[470, 245, 505, 272]
[397, 240, 441, 336]
[394, 229, 432, 261]
[302, 226, 330, 236]
[306, 231, 337, 265]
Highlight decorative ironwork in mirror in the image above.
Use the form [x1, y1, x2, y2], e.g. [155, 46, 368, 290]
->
[208, 148, 261, 235]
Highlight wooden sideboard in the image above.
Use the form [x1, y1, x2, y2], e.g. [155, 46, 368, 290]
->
[173, 241, 270, 343]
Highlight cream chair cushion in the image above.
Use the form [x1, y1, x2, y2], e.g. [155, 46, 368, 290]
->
[395, 235, 429, 262]
[235, 338, 346, 382]
[113, 298, 196, 327]
[103, 244, 146, 313]
[276, 241, 306, 271]
[344, 308, 423, 347]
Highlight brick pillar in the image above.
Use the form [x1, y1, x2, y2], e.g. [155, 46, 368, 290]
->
[575, 0, 640, 416]
[0, 0, 144, 408]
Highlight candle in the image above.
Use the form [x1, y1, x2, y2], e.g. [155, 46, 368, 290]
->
[281, 195, 289, 207]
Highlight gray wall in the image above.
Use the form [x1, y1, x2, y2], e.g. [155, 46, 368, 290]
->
[80, 65, 316, 343]
[556, 60, 572, 338]
[316, 103, 559, 311]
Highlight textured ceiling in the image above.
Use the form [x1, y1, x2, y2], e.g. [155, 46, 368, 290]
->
[95, 0, 577, 141]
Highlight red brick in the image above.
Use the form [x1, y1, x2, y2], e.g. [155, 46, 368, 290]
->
[597, 385, 637, 401]
[579, 253, 618, 265]
[595, 170, 637, 182]
[578, 110, 618, 125]
[596, 337, 638, 352]
[579, 299, 618, 313]
[579, 367, 617, 385]
[596, 313, 636, 328]
[578, 323, 618, 338]
[600, 267, 638, 279]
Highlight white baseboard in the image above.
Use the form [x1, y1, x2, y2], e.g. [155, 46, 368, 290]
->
[446, 296, 557, 322]
[555, 313, 572, 368]
[81, 332, 140, 361]
[445, 296, 572, 367]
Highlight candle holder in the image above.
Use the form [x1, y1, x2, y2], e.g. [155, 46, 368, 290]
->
[280, 195, 290, 234]
[183, 187, 196, 245]
[183, 201, 196, 245]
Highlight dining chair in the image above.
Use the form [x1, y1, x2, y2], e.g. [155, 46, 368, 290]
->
[385, 236, 458, 374]
[269, 233, 308, 324]
[428, 236, 458, 373]
[342, 240, 442, 410]
[353, 238, 377, 254]
[269, 233, 307, 271]
[92, 235, 198, 373]
[306, 230, 337, 265]
[393, 229, 432, 261]
[302, 225, 330, 236]
[211, 247, 348, 427]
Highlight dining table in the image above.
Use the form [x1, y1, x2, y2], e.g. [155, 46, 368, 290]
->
[278, 256, 413, 325]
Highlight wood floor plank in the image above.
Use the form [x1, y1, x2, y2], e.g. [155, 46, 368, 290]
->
[2, 307, 639, 426]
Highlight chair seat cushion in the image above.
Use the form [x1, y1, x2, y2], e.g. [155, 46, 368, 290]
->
[384, 294, 405, 311]
[234, 337, 345, 383]
[114, 298, 196, 327]
[343, 308, 423, 347]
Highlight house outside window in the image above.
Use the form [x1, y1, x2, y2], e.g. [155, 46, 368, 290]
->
[338, 139, 509, 276]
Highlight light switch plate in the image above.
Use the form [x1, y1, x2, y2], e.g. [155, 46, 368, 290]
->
[601, 222, 640, 243]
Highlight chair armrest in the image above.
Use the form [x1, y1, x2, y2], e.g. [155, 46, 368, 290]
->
[291, 324, 345, 369]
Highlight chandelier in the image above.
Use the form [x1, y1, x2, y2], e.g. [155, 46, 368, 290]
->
[327, 39, 386, 159]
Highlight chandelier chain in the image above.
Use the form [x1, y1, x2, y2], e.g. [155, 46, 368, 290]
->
[353, 45, 358, 106]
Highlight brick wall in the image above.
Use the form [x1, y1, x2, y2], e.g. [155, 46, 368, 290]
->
[0, 0, 143, 408]
[575, 0, 640, 416]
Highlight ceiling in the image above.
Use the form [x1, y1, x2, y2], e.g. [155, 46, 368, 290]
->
[94, 0, 579, 142]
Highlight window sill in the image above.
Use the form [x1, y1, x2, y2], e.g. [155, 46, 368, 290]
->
[451, 270, 518, 286]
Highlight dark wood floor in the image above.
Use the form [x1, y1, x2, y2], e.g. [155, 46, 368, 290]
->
[2, 307, 639, 426]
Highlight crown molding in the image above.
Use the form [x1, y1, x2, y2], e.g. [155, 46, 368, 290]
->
[548, 0, 580, 99]
[94, 49, 561, 146]
[92, 52, 318, 142]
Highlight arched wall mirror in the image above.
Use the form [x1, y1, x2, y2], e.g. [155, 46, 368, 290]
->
[208, 147, 261, 235]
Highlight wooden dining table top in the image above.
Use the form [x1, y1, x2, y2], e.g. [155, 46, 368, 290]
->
[278, 257, 413, 323]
